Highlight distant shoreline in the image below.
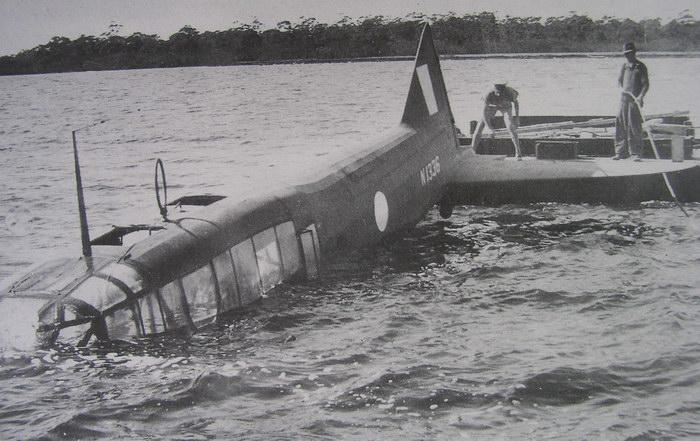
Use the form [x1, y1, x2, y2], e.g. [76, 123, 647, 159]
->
[236, 51, 700, 66]
[3, 12, 700, 76]
[2, 51, 700, 76]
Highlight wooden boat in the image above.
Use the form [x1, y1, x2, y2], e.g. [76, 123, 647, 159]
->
[446, 113, 700, 206]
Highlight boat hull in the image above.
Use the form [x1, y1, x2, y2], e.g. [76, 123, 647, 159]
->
[447, 153, 700, 205]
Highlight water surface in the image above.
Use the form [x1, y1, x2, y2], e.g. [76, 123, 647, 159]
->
[0, 57, 699, 440]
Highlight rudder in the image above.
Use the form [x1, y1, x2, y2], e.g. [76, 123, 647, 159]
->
[400, 23, 455, 128]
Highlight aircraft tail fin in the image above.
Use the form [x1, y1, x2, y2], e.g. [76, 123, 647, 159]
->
[400, 23, 454, 127]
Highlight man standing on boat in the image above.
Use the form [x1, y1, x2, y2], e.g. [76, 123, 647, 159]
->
[471, 81, 522, 160]
[614, 42, 650, 161]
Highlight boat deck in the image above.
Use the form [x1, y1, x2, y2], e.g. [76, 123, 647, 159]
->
[458, 112, 697, 159]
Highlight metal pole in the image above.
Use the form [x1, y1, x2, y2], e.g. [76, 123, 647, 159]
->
[72, 130, 93, 258]
[624, 91, 689, 217]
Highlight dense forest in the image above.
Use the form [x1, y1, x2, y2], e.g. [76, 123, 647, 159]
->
[2, 12, 700, 75]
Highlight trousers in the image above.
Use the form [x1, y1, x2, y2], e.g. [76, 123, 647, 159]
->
[615, 97, 644, 157]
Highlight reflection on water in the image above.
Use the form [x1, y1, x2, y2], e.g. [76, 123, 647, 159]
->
[0, 58, 699, 439]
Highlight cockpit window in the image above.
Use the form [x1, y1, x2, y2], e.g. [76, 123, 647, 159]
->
[98, 263, 144, 294]
[104, 304, 140, 340]
[57, 307, 94, 344]
[3, 256, 121, 297]
[139, 292, 165, 334]
[68, 264, 142, 313]
[253, 228, 283, 292]
[6, 258, 88, 294]
[69, 276, 127, 312]
[158, 280, 190, 329]
[181, 264, 218, 325]
[7, 261, 144, 347]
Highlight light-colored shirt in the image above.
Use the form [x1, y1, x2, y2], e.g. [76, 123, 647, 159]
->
[618, 60, 649, 97]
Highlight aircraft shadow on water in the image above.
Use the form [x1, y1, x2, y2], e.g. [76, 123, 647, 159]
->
[1, 23, 698, 349]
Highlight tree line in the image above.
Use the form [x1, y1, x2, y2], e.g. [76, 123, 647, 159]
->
[2, 12, 700, 75]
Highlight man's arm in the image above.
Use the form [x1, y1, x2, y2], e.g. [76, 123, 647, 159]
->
[618, 64, 625, 88]
[637, 63, 650, 106]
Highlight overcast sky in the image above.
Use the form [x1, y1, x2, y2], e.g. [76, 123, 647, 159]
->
[1, 0, 698, 56]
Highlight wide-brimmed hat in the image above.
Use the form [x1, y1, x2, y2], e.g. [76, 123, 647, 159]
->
[623, 42, 637, 54]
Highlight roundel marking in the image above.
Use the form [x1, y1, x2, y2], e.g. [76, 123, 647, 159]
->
[374, 191, 389, 232]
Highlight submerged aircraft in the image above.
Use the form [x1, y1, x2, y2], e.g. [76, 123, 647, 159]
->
[0, 24, 462, 347]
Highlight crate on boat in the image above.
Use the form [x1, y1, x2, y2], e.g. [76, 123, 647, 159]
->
[535, 141, 578, 160]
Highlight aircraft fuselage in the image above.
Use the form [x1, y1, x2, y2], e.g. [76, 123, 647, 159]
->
[0, 23, 460, 347]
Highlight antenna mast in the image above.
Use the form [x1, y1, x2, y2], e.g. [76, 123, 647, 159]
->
[72, 129, 92, 259]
